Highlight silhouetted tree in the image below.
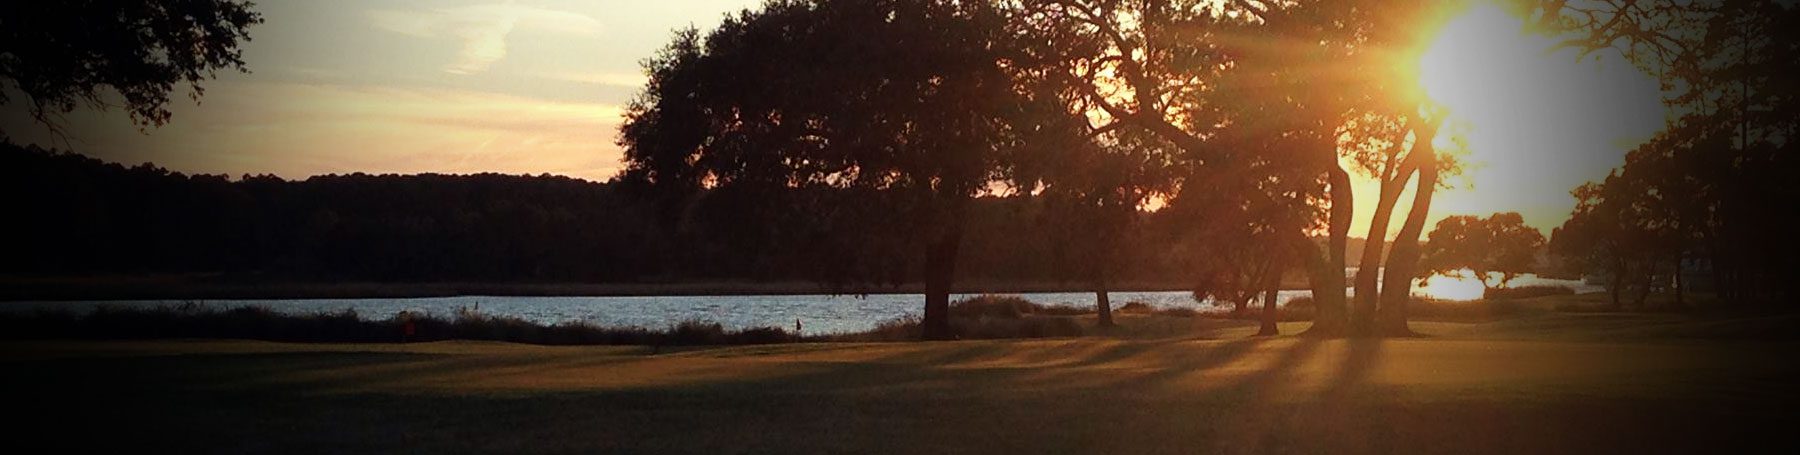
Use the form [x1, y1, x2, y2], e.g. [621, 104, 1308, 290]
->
[1551, 129, 1723, 310]
[618, 0, 1065, 339]
[2, 142, 1222, 290]
[1032, 128, 1177, 327]
[1172, 190, 1294, 335]
[1011, 0, 1330, 335]
[1013, 0, 1461, 337]
[1419, 213, 1545, 292]
[0, 143, 671, 283]
[0, 1, 262, 134]
[1553, 178, 1668, 310]
[1535, 0, 1799, 306]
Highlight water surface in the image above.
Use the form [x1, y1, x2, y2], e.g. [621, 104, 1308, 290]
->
[4, 274, 1597, 335]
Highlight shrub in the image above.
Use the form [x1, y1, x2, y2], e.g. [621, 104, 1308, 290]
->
[1283, 296, 1314, 309]
[729, 326, 795, 345]
[668, 319, 727, 345]
[1117, 301, 1154, 313]
[1188, 298, 1311, 322]
[949, 294, 1038, 319]
[1484, 285, 1574, 300]
[823, 310, 1087, 342]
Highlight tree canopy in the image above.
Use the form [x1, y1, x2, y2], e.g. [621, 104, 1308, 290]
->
[1420, 212, 1545, 291]
[1542, 0, 1799, 307]
[0, 142, 1206, 291]
[1007, 0, 1464, 336]
[619, 0, 1078, 338]
[0, 1, 262, 134]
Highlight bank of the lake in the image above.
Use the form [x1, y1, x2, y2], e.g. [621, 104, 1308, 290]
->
[2, 274, 1598, 335]
[0, 276, 1304, 301]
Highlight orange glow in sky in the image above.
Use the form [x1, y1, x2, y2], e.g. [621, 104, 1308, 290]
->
[0, 1, 1666, 236]
[1350, 1, 1666, 236]
[0, 0, 765, 180]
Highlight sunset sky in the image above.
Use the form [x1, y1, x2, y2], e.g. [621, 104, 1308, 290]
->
[2, 0, 761, 179]
[1403, 2, 1665, 236]
[0, 0, 1665, 235]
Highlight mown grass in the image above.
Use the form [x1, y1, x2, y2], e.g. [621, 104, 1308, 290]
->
[4, 311, 1796, 454]
[0, 304, 793, 346]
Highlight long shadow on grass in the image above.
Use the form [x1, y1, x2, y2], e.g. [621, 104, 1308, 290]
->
[1319, 337, 1385, 401]
[1, 351, 446, 393]
[1114, 336, 1271, 389]
[15, 335, 1796, 454]
[3, 348, 683, 396]
[1067, 333, 1231, 368]
[1302, 337, 1392, 454]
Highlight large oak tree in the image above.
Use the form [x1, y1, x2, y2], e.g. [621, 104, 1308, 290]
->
[1011, 0, 1458, 336]
[620, 0, 1066, 339]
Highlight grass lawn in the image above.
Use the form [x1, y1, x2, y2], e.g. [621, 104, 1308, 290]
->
[4, 300, 1797, 454]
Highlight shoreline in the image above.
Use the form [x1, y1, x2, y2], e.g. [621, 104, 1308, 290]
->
[0, 276, 1318, 301]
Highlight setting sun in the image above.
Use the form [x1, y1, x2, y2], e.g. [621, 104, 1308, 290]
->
[1418, 3, 1542, 119]
[1366, 1, 1665, 236]
[2, 1, 1789, 452]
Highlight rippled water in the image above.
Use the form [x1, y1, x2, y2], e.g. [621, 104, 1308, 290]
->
[4, 274, 1597, 335]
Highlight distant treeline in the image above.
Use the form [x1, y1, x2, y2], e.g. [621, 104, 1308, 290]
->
[3, 143, 1325, 288]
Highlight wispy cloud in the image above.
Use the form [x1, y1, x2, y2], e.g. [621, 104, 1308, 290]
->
[368, 2, 604, 75]
[542, 71, 649, 88]
[7, 80, 633, 180]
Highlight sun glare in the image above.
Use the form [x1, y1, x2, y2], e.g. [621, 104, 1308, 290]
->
[1415, 269, 1490, 301]
[1392, 2, 1665, 235]
[1417, 3, 1544, 125]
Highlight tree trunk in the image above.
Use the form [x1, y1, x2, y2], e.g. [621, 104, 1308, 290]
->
[1632, 261, 1655, 309]
[1295, 229, 1347, 337]
[1703, 213, 1730, 304]
[1258, 261, 1281, 336]
[1291, 141, 1353, 338]
[920, 200, 968, 341]
[1608, 257, 1626, 311]
[1091, 215, 1120, 327]
[1671, 252, 1684, 309]
[1354, 125, 1429, 337]
[1325, 163, 1354, 327]
[1352, 200, 1398, 333]
[1095, 271, 1115, 327]
[1378, 151, 1438, 337]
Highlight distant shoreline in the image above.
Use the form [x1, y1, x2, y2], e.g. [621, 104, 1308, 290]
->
[0, 276, 1316, 301]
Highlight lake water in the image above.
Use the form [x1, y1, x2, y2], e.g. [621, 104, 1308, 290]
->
[4, 273, 1598, 335]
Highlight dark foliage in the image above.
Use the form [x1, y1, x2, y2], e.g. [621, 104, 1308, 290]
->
[828, 314, 1086, 341]
[0, 0, 262, 131]
[0, 143, 665, 282]
[1484, 285, 1575, 301]
[1546, 1, 1800, 309]
[0, 143, 1202, 287]
[948, 294, 1091, 319]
